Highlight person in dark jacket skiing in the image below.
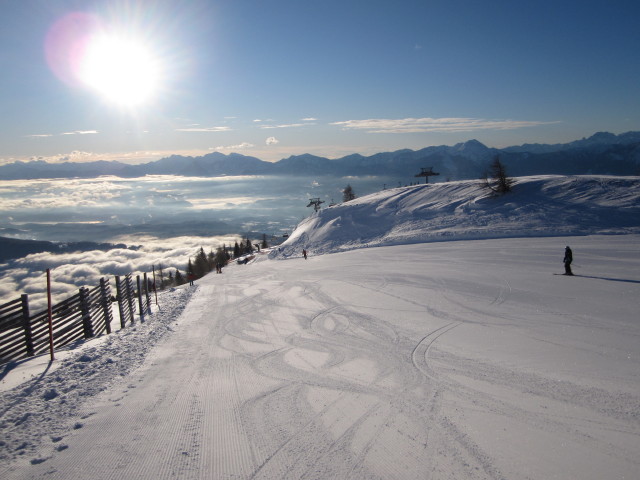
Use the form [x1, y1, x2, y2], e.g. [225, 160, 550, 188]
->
[563, 246, 573, 275]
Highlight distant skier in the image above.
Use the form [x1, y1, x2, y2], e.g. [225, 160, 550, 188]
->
[563, 246, 573, 275]
[303, 249, 308, 260]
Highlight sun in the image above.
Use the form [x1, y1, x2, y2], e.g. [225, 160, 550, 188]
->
[45, 13, 167, 109]
[78, 32, 162, 108]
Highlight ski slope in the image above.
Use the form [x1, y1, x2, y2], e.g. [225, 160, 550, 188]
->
[278, 175, 640, 256]
[1, 175, 639, 479]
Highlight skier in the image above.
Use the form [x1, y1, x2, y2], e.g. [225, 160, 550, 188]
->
[563, 246, 573, 275]
[303, 249, 308, 260]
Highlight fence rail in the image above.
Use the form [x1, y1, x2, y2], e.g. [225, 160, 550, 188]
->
[0, 295, 33, 361]
[0, 273, 153, 366]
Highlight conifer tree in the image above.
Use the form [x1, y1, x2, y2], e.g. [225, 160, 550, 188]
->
[244, 238, 254, 254]
[343, 184, 356, 202]
[261, 233, 268, 249]
[233, 241, 241, 258]
[207, 250, 215, 271]
[194, 247, 209, 277]
[175, 269, 185, 286]
[157, 264, 165, 289]
[215, 246, 227, 266]
[186, 259, 195, 279]
[482, 156, 514, 195]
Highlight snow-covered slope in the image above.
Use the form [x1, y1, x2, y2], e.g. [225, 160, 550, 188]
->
[276, 175, 640, 256]
[3, 235, 639, 479]
[1, 174, 639, 479]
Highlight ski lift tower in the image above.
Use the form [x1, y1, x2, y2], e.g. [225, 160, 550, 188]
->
[415, 167, 440, 184]
[307, 197, 325, 212]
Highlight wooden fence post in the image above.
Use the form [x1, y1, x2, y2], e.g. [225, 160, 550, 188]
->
[136, 275, 144, 322]
[20, 294, 35, 357]
[46, 269, 55, 361]
[79, 287, 94, 339]
[143, 272, 151, 314]
[152, 265, 159, 306]
[126, 275, 135, 324]
[99, 278, 112, 334]
[115, 275, 126, 329]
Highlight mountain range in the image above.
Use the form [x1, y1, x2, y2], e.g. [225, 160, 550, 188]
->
[1, 131, 639, 181]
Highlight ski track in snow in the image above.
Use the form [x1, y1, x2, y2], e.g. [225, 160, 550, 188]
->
[1, 234, 639, 479]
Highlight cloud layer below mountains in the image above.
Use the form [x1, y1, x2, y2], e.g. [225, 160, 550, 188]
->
[0, 235, 240, 313]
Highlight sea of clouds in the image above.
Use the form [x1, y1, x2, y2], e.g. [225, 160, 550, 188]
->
[0, 234, 242, 313]
[0, 174, 395, 311]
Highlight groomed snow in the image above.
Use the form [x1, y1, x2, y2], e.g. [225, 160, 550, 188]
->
[1, 175, 639, 479]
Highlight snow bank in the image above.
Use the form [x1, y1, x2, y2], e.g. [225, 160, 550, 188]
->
[0, 286, 195, 465]
[275, 175, 640, 256]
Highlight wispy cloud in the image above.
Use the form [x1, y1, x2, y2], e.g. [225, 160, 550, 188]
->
[175, 126, 231, 132]
[259, 123, 309, 129]
[26, 130, 98, 137]
[212, 142, 255, 151]
[29, 150, 98, 163]
[331, 117, 559, 133]
[266, 136, 279, 145]
[301, 117, 317, 122]
[61, 130, 99, 135]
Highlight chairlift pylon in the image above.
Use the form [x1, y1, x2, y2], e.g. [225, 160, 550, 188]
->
[307, 197, 325, 212]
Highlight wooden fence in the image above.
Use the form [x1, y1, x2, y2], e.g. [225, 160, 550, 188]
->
[0, 273, 152, 366]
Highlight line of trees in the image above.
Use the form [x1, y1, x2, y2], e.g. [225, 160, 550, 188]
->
[153, 235, 271, 288]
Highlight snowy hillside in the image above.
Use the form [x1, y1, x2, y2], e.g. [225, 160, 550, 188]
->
[1, 174, 639, 479]
[277, 175, 640, 256]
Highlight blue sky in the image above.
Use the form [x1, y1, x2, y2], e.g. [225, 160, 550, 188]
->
[1, 0, 639, 164]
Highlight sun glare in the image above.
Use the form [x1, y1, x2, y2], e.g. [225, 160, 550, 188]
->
[79, 33, 161, 107]
[45, 12, 166, 109]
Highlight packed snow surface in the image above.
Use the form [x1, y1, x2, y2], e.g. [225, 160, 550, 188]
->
[1, 175, 639, 479]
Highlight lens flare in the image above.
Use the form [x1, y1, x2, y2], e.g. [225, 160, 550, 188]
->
[45, 12, 101, 88]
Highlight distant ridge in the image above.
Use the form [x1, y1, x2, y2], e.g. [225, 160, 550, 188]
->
[1, 132, 639, 180]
